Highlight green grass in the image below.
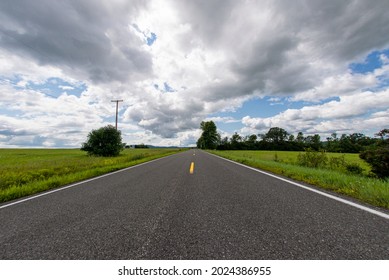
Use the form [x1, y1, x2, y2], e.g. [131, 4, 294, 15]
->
[0, 148, 183, 203]
[216, 150, 370, 170]
[209, 150, 389, 209]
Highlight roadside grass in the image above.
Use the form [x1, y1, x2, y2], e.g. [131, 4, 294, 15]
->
[217, 150, 371, 171]
[0, 148, 183, 203]
[209, 150, 389, 209]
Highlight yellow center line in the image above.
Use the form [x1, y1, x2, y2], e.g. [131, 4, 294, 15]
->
[189, 162, 195, 174]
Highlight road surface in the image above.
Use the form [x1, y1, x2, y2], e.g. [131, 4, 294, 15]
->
[1, 149, 388, 259]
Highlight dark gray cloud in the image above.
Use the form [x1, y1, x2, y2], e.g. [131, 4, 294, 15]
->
[0, 128, 31, 136]
[172, 0, 237, 46]
[172, 0, 389, 98]
[0, 0, 153, 83]
[279, 0, 389, 61]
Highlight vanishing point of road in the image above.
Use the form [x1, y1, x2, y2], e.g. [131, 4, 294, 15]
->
[1, 149, 388, 259]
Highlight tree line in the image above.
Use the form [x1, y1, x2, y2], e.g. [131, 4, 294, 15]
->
[197, 121, 389, 178]
[197, 121, 382, 153]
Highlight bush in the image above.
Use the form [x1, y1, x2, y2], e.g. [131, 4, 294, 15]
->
[297, 148, 328, 168]
[345, 163, 363, 175]
[360, 146, 389, 179]
[328, 155, 346, 171]
[81, 125, 124, 157]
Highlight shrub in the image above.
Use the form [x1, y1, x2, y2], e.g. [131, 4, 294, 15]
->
[360, 146, 389, 179]
[345, 163, 363, 175]
[297, 148, 328, 168]
[328, 155, 346, 171]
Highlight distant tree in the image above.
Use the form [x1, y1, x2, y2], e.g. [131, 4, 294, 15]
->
[305, 134, 321, 150]
[376, 128, 389, 140]
[263, 127, 288, 144]
[246, 134, 258, 150]
[217, 136, 230, 150]
[81, 125, 123, 157]
[339, 134, 365, 153]
[296, 132, 305, 143]
[261, 127, 289, 150]
[197, 121, 220, 149]
[134, 143, 149, 149]
[325, 133, 340, 152]
[229, 132, 242, 149]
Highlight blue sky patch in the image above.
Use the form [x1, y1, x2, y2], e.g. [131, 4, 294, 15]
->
[349, 49, 389, 74]
[216, 121, 242, 134]
[147, 32, 157, 46]
[211, 97, 303, 121]
[0, 76, 86, 98]
[163, 82, 175, 92]
[132, 24, 157, 46]
[0, 107, 23, 118]
[25, 78, 87, 98]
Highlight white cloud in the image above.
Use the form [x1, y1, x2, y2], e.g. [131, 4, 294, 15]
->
[380, 54, 389, 64]
[59, 85, 75, 91]
[205, 117, 240, 124]
[243, 88, 389, 136]
[1, 0, 389, 147]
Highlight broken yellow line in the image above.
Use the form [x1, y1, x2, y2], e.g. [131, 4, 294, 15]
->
[189, 162, 195, 174]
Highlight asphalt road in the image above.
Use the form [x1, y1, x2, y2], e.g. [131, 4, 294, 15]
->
[0, 149, 388, 259]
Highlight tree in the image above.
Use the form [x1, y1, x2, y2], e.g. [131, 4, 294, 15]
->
[197, 121, 220, 149]
[263, 127, 289, 144]
[376, 128, 389, 140]
[230, 132, 243, 150]
[360, 128, 389, 178]
[217, 136, 230, 150]
[296, 132, 304, 143]
[305, 134, 321, 150]
[325, 133, 340, 152]
[81, 125, 124, 156]
[246, 134, 258, 150]
[261, 127, 289, 150]
[360, 146, 389, 178]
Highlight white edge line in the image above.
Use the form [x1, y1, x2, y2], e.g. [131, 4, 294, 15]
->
[0, 154, 175, 210]
[207, 152, 389, 220]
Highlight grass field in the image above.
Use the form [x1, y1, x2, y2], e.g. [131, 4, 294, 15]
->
[209, 150, 389, 209]
[0, 148, 183, 203]
[214, 150, 371, 170]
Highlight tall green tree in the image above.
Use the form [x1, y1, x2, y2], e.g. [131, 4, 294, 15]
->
[81, 125, 124, 157]
[230, 132, 243, 150]
[246, 134, 258, 150]
[263, 127, 289, 144]
[305, 134, 322, 150]
[197, 121, 220, 149]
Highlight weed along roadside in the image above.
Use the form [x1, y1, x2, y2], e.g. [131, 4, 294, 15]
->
[209, 150, 389, 210]
[0, 148, 184, 203]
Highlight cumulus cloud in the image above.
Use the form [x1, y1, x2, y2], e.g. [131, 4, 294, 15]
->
[1, 0, 389, 147]
[0, 0, 153, 84]
[243, 89, 389, 136]
[169, 0, 389, 96]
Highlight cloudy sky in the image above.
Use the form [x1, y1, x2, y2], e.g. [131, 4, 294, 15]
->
[1, 0, 389, 148]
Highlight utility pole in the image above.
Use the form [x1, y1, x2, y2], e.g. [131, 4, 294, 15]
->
[111, 99, 123, 130]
